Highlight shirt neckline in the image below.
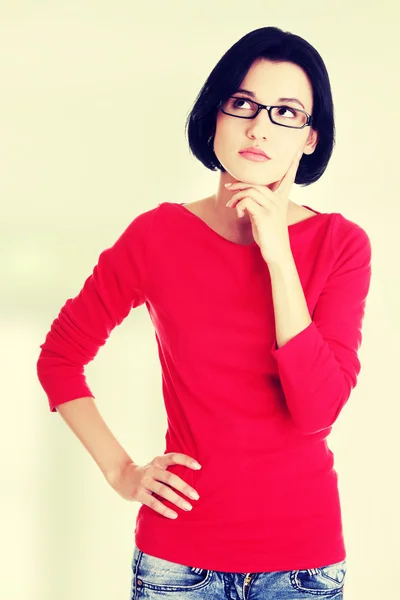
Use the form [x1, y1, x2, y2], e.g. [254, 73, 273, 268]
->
[171, 202, 326, 249]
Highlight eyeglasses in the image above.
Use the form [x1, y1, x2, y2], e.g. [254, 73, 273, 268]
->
[217, 96, 313, 129]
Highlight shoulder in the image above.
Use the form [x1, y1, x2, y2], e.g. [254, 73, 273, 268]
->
[332, 212, 371, 245]
[122, 203, 165, 235]
[330, 212, 372, 267]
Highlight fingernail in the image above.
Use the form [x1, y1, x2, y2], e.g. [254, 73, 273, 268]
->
[192, 462, 202, 469]
[224, 182, 232, 187]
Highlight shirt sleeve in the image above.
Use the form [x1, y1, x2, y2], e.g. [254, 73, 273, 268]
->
[270, 215, 372, 435]
[36, 210, 153, 413]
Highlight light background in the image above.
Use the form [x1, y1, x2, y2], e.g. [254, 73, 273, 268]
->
[1, 1, 398, 599]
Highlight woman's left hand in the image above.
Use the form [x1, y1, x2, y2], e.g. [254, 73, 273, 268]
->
[225, 150, 302, 265]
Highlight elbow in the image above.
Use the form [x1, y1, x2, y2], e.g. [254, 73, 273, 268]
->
[291, 402, 348, 435]
[293, 419, 333, 436]
[289, 380, 352, 435]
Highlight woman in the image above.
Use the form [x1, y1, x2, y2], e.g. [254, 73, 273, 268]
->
[37, 26, 372, 599]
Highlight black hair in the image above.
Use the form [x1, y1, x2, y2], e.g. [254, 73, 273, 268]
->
[185, 26, 335, 186]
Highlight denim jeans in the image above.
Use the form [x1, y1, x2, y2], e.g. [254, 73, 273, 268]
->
[130, 545, 347, 599]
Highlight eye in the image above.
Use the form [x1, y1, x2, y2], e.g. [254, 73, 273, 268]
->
[276, 106, 298, 118]
[232, 97, 253, 110]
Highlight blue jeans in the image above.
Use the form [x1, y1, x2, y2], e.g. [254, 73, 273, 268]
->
[130, 545, 347, 599]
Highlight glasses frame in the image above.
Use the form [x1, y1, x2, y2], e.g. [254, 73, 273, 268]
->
[217, 95, 313, 129]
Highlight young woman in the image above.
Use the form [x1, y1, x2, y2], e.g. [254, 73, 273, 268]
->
[37, 26, 372, 599]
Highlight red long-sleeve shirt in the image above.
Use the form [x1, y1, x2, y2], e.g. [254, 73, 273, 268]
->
[37, 201, 372, 573]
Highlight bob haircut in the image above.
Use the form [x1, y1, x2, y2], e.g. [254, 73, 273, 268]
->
[185, 26, 335, 186]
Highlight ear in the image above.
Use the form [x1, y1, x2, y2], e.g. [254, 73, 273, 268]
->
[303, 129, 319, 156]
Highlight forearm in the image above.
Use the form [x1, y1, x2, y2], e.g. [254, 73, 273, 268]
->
[56, 396, 134, 481]
[268, 254, 312, 349]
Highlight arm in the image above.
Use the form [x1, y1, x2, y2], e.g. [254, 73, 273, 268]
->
[268, 257, 312, 350]
[267, 218, 372, 435]
[37, 210, 152, 412]
[56, 396, 134, 482]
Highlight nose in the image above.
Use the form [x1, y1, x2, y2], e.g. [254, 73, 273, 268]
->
[246, 109, 273, 139]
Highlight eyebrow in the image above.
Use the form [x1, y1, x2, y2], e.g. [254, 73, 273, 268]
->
[235, 88, 306, 110]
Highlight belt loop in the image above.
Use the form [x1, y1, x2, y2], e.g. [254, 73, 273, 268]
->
[190, 567, 203, 574]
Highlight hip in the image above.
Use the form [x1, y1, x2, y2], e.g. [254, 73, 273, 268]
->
[130, 545, 347, 599]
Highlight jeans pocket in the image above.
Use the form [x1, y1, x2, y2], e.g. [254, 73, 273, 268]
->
[290, 559, 347, 596]
[132, 547, 212, 595]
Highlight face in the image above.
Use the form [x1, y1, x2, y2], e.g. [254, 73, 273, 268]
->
[213, 59, 319, 190]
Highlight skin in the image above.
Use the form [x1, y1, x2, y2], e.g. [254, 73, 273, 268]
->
[208, 58, 319, 237]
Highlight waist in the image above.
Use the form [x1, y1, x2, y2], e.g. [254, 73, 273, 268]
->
[153, 439, 336, 523]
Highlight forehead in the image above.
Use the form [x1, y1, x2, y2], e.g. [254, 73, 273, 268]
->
[240, 59, 313, 110]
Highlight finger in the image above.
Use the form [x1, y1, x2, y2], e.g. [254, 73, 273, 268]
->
[236, 197, 262, 218]
[226, 190, 263, 209]
[155, 467, 200, 501]
[276, 150, 302, 198]
[161, 452, 202, 470]
[279, 151, 301, 192]
[144, 490, 179, 519]
[151, 475, 194, 511]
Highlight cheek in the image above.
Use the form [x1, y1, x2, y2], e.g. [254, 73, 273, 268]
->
[214, 116, 241, 145]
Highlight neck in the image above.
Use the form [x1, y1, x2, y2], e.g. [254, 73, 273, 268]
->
[209, 185, 296, 231]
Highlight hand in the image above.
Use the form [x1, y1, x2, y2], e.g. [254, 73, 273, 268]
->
[106, 452, 201, 519]
[225, 150, 303, 265]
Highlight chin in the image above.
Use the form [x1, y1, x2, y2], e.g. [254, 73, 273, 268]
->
[223, 163, 278, 186]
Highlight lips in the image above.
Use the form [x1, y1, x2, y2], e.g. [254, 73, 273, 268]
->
[239, 146, 270, 158]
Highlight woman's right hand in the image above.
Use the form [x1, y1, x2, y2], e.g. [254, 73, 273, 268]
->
[106, 453, 201, 519]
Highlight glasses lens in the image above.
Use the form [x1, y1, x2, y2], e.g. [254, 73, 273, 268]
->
[221, 97, 258, 118]
[270, 106, 307, 128]
[221, 97, 307, 128]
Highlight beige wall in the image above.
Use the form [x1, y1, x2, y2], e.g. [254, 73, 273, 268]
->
[1, 2, 398, 599]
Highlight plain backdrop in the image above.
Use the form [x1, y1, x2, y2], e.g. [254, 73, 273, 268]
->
[1, 2, 399, 599]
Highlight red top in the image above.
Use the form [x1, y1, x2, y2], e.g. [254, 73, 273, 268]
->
[37, 201, 372, 573]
